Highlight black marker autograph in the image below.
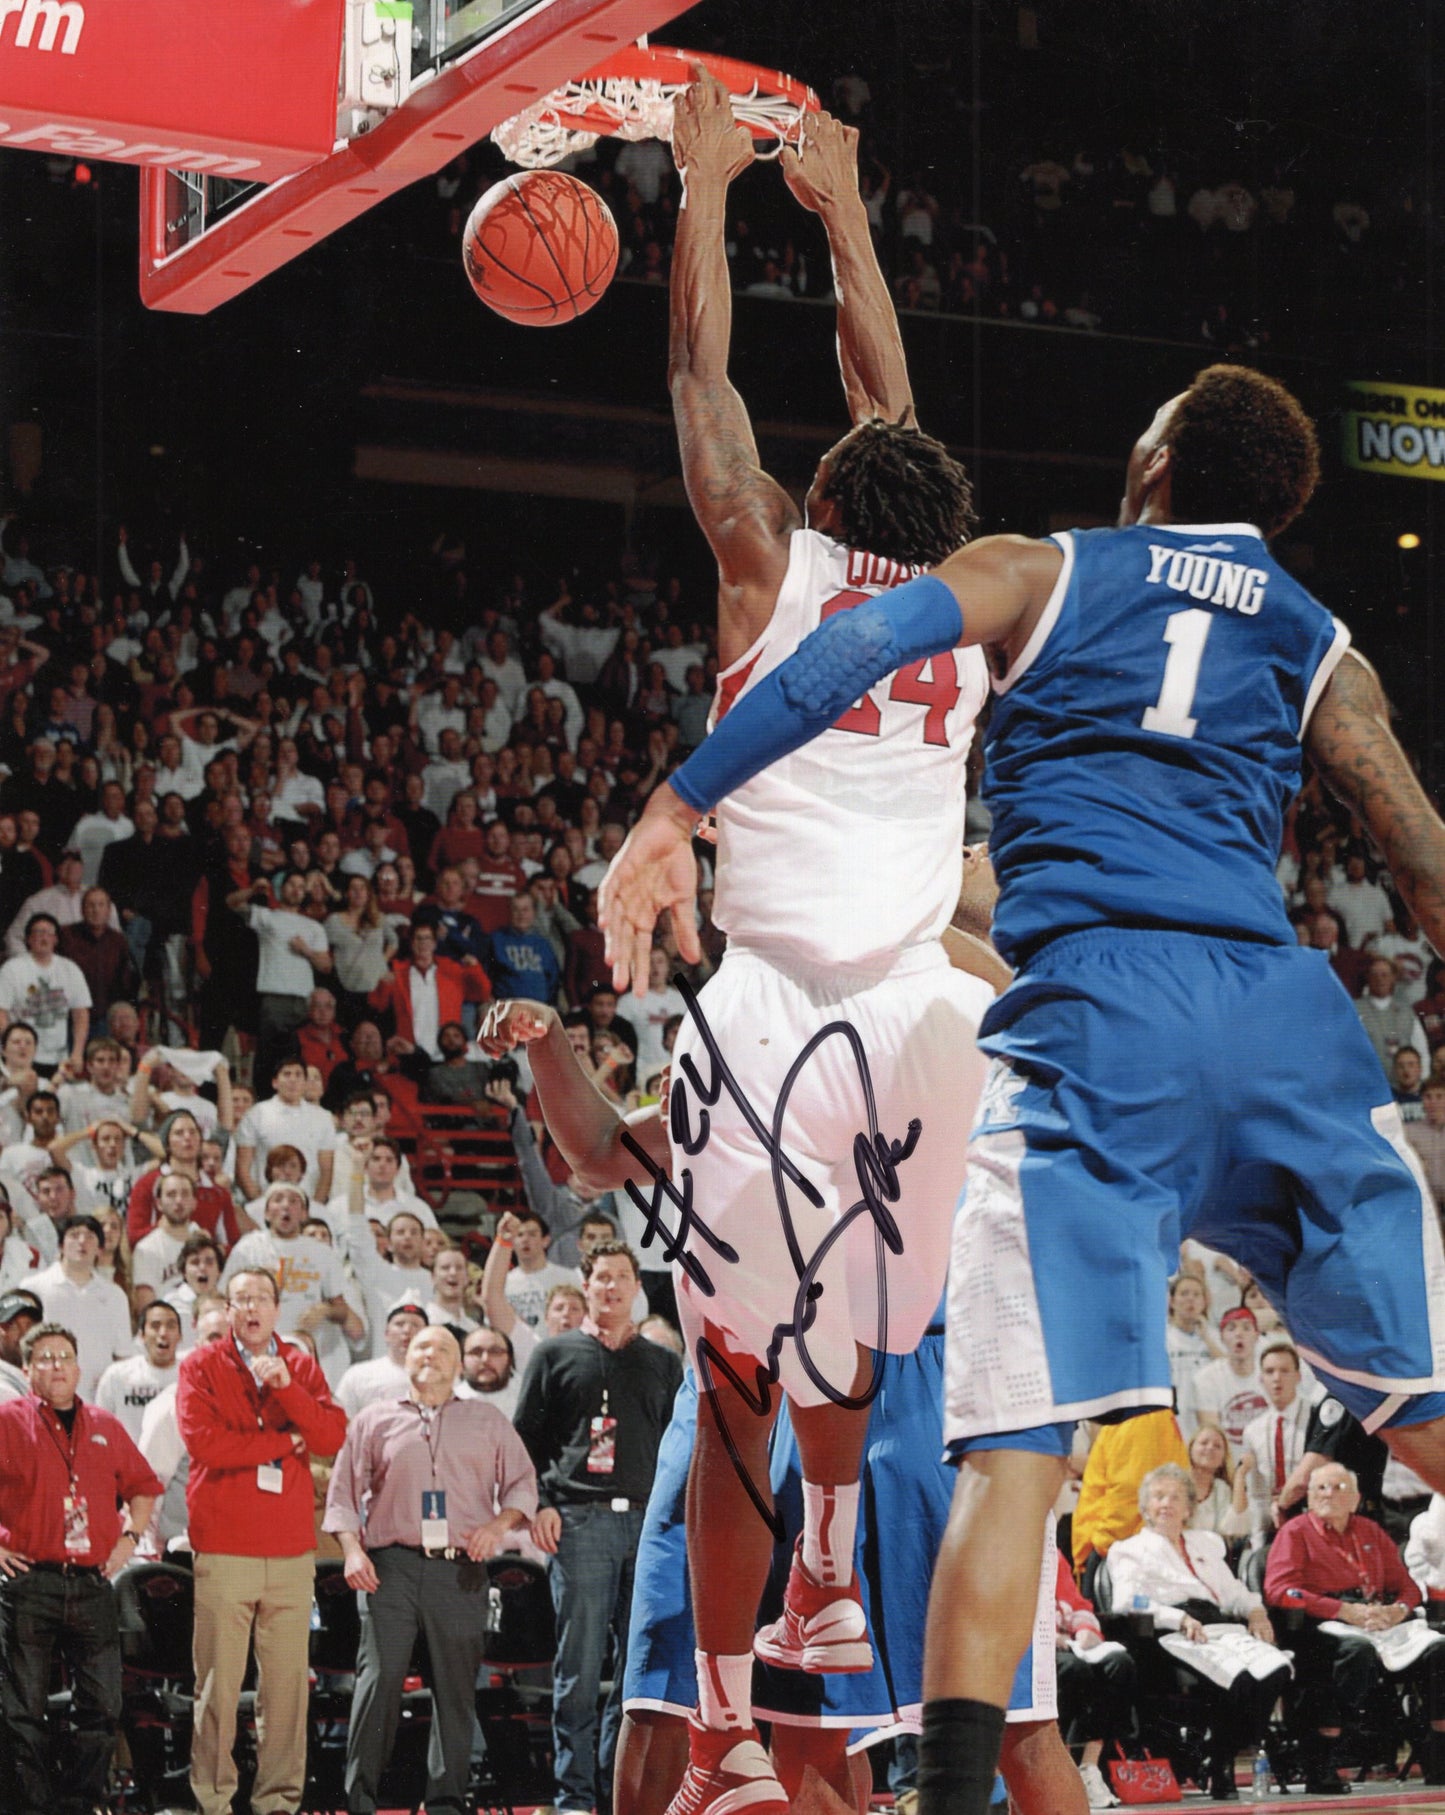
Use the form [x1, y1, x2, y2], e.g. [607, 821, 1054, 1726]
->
[618, 976, 921, 1536]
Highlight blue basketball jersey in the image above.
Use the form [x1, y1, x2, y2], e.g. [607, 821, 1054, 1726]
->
[984, 523, 1350, 964]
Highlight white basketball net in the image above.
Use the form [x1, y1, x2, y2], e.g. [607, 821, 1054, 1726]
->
[492, 74, 806, 169]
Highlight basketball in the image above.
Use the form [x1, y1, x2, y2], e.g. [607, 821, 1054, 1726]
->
[462, 170, 619, 326]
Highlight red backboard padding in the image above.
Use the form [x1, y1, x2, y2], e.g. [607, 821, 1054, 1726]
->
[137, 0, 691, 313]
[0, 0, 345, 181]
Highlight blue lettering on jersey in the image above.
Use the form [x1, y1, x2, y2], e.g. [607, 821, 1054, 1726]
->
[984, 525, 1348, 964]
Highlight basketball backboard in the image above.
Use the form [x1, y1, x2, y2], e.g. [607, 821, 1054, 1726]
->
[0, 0, 693, 313]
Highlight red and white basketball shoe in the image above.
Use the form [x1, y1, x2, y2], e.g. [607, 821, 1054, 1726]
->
[752, 1539, 873, 1673]
[665, 1719, 790, 1815]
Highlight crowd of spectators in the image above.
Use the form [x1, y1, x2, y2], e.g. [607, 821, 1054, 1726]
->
[0, 514, 710, 1809]
[1275, 775, 1445, 1214]
[0, 513, 723, 1111]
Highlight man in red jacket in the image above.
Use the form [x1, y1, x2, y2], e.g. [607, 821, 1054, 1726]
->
[177, 1264, 347, 1815]
[368, 920, 491, 1062]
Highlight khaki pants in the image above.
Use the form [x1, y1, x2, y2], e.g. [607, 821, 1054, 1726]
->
[191, 1551, 315, 1815]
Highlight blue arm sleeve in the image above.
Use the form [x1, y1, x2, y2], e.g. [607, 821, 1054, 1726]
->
[672, 575, 963, 813]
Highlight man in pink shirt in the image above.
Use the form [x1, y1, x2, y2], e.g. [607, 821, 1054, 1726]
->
[324, 1325, 537, 1815]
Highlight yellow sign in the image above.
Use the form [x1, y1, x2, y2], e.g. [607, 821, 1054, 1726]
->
[1343, 380, 1445, 481]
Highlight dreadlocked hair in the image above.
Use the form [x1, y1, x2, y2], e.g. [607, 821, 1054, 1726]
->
[822, 418, 978, 568]
[1167, 364, 1319, 539]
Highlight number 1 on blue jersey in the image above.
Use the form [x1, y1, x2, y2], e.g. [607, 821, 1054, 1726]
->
[1141, 607, 1213, 739]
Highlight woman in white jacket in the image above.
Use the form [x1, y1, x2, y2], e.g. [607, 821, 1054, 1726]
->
[1107, 1464, 1292, 1799]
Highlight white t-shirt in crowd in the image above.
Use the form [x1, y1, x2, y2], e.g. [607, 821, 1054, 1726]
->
[0, 1138, 57, 1215]
[71, 1157, 144, 1219]
[1182, 1352, 1319, 1453]
[0, 1232, 38, 1288]
[408, 964, 442, 1060]
[504, 1260, 583, 1329]
[423, 758, 472, 820]
[156, 1090, 219, 1137]
[271, 772, 326, 821]
[180, 733, 236, 782]
[456, 1371, 522, 1423]
[337, 1215, 431, 1358]
[58, 1081, 130, 1139]
[0, 953, 91, 1067]
[427, 1300, 479, 1333]
[249, 906, 328, 999]
[132, 1222, 204, 1299]
[1166, 1323, 1217, 1398]
[336, 1355, 408, 1418]
[1327, 875, 1392, 950]
[32, 1263, 133, 1396]
[235, 1096, 336, 1196]
[155, 761, 203, 801]
[318, 1186, 437, 1239]
[71, 811, 133, 887]
[619, 982, 687, 1088]
[95, 1353, 180, 1443]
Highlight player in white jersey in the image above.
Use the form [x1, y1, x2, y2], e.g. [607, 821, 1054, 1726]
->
[639, 78, 999, 1815]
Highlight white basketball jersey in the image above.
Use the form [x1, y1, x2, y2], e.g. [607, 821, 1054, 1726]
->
[710, 529, 988, 973]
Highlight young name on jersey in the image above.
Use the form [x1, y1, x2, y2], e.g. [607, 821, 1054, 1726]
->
[1145, 543, 1268, 616]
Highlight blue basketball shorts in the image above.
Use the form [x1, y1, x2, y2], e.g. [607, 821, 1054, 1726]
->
[756, 1332, 1057, 1743]
[942, 930, 1445, 1455]
[622, 1368, 699, 1717]
[624, 1345, 1057, 1739]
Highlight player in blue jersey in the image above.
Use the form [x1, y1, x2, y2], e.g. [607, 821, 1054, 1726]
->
[598, 363, 1445, 1815]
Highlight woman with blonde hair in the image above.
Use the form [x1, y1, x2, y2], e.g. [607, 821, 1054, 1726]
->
[1167, 1272, 1223, 1399]
[1187, 1426, 1250, 1540]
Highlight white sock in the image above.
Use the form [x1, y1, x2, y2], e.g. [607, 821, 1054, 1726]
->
[800, 1479, 860, 1587]
[695, 1649, 753, 1732]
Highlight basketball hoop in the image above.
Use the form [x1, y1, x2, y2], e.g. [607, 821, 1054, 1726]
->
[491, 45, 818, 170]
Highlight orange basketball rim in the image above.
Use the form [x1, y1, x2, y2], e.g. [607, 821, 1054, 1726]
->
[491, 43, 820, 170]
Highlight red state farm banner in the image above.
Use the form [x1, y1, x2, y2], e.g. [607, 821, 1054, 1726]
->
[0, 0, 345, 180]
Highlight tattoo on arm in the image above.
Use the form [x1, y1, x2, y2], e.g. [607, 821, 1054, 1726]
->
[675, 377, 800, 560]
[1306, 650, 1445, 955]
[668, 184, 795, 627]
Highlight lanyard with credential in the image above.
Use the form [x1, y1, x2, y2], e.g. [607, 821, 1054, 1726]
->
[417, 1399, 460, 1557]
[416, 1397, 446, 1484]
[42, 1407, 91, 1558]
[41, 1403, 78, 1480]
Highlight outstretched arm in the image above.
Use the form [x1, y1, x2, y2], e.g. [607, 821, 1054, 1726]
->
[669, 71, 798, 664]
[476, 1000, 669, 1188]
[598, 534, 1058, 990]
[1306, 648, 1445, 957]
[116, 527, 141, 591]
[782, 112, 913, 426]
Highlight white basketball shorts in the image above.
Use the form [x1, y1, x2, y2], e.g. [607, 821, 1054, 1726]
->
[667, 942, 992, 1408]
